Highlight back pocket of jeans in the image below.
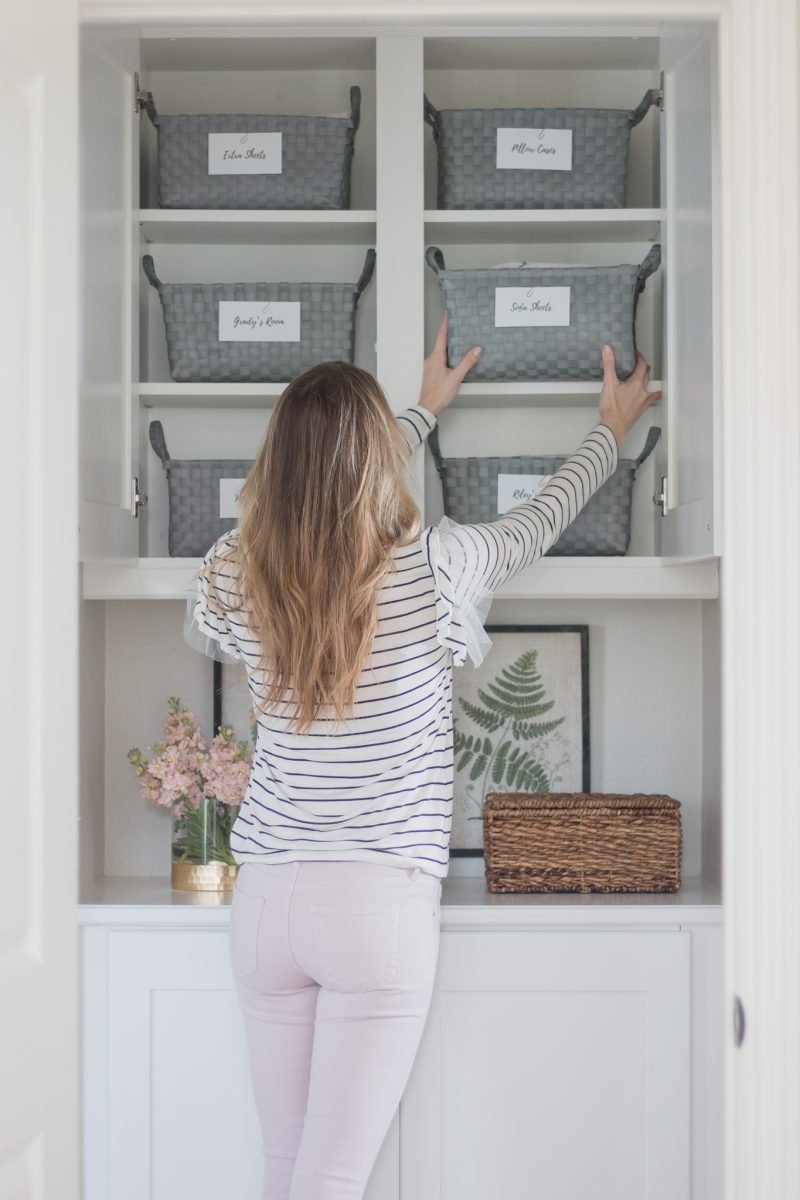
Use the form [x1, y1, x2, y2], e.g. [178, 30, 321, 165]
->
[229, 887, 266, 978]
[309, 904, 401, 992]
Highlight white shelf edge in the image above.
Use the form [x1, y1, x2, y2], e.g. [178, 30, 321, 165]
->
[424, 207, 663, 243]
[139, 382, 285, 408]
[453, 376, 666, 405]
[138, 381, 664, 409]
[139, 209, 378, 245]
[82, 556, 719, 602]
[77, 872, 722, 924]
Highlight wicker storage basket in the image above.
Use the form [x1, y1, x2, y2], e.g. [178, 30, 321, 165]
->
[142, 248, 376, 384]
[423, 89, 660, 210]
[425, 244, 660, 383]
[428, 423, 659, 555]
[143, 86, 361, 210]
[148, 420, 254, 558]
[483, 792, 682, 893]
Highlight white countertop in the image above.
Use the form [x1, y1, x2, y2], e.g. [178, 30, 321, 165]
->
[78, 873, 723, 929]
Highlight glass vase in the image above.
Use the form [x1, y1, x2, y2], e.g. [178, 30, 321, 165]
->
[171, 795, 238, 892]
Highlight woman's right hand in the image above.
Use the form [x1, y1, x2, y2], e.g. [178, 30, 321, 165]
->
[598, 344, 662, 447]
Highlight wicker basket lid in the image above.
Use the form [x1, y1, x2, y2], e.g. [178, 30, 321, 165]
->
[484, 791, 681, 817]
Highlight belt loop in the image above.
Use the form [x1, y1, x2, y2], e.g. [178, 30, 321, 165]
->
[409, 866, 421, 880]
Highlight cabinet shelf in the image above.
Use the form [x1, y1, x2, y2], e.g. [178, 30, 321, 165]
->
[139, 381, 663, 409]
[82, 556, 718, 601]
[139, 382, 285, 407]
[139, 209, 377, 245]
[455, 380, 663, 406]
[78, 872, 722, 922]
[424, 208, 663, 244]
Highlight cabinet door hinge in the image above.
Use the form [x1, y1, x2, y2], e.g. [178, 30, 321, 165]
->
[134, 72, 152, 115]
[131, 476, 148, 518]
[655, 71, 665, 112]
[653, 475, 668, 516]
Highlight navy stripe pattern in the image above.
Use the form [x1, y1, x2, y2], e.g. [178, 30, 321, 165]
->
[188, 405, 619, 878]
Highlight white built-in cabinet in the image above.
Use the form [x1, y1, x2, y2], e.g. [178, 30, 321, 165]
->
[77, 18, 724, 1200]
[80, 881, 721, 1200]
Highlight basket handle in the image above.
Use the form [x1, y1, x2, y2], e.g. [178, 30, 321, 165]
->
[141, 254, 163, 291]
[423, 94, 441, 141]
[427, 424, 446, 476]
[637, 242, 661, 291]
[349, 85, 361, 133]
[425, 245, 446, 276]
[354, 248, 376, 303]
[140, 90, 159, 127]
[632, 425, 661, 471]
[148, 420, 170, 468]
[630, 88, 661, 128]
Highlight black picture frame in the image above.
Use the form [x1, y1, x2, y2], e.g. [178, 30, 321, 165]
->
[214, 623, 590, 860]
[449, 624, 590, 858]
[213, 657, 254, 741]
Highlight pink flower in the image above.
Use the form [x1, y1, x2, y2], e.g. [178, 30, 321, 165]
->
[128, 699, 253, 812]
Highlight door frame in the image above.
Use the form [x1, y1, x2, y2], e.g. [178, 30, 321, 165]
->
[66, 0, 800, 1196]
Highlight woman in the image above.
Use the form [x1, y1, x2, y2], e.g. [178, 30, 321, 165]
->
[186, 313, 660, 1200]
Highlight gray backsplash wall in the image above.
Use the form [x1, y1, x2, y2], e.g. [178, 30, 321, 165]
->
[99, 596, 715, 880]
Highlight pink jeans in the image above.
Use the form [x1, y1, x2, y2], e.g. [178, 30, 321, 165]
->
[229, 858, 443, 1200]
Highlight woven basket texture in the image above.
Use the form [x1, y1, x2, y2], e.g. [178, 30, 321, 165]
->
[158, 281, 360, 382]
[483, 792, 682, 893]
[165, 458, 254, 558]
[143, 249, 375, 384]
[436, 450, 636, 554]
[428, 424, 659, 556]
[424, 93, 657, 209]
[152, 90, 360, 209]
[426, 246, 660, 383]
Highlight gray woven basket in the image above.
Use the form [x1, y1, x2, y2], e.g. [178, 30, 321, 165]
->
[426, 244, 660, 382]
[428, 424, 660, 555]
[142, 248, 376, 383]
[424, 89, 660, 209]
[143, 87, 361, 210]
[149, 421, 254, 558]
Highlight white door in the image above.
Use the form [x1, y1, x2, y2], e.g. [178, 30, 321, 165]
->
[658, 29, 717, 559]
[0, 1, 80, 1198]
[79, 28, 141, 559]
[401, 929, 691, 1200]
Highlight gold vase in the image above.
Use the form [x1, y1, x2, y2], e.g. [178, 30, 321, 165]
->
[171, 859, 239, 892]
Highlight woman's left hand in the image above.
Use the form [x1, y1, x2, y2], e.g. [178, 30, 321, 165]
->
[418, 313, 482, 417]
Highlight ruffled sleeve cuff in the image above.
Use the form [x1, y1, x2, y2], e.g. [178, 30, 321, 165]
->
[183, 538, 244, 663]
[424, 515, 494, 669]
[183, 591, 243, 663]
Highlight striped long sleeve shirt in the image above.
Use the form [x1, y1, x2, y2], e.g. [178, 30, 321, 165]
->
[187, 405, 619, 878]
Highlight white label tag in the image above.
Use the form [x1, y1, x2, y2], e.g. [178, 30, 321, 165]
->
[494, 286, 570, 327]
[497, 473, 553, 514]
[218, 301, 301, 342]
[219, 477, 247, 519]
[496, 127, 572, 171]
[208, 132, 282, 175]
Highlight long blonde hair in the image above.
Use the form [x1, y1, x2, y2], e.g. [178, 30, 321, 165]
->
[205, 361, 422, 732]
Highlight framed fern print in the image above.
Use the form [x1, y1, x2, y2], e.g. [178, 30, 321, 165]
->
[451, 625, 590, 855]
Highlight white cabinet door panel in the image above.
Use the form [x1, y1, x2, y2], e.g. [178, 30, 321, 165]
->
[80, 30, 140, 557]
[401, 930, 690, 1200]
[94, 928, 398, 1200]
[659, 32, 717, 557]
